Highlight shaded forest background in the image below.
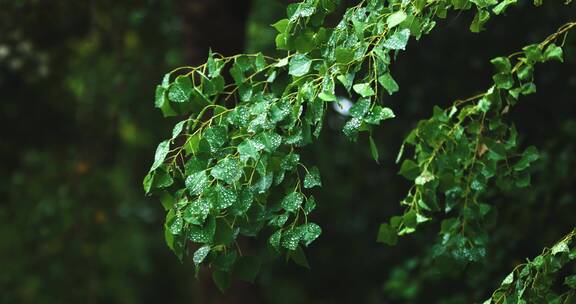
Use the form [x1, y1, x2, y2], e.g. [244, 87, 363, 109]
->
[1, 0, 575, 303]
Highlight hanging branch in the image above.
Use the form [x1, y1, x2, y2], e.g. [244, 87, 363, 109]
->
[143, 0, 570, 289]
[379, 22, 575, 264]
[487, 228, 576, 303]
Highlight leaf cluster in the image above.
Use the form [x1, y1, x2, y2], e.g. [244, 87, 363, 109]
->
[380, 26, 571, 264]
[145, 0, 574, 292]
[487, 229, 576, 303]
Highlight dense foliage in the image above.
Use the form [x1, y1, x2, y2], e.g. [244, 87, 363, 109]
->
[145, 0, 576, 298]
[385, 23, 572, 258]
[3, 0, 576, 303]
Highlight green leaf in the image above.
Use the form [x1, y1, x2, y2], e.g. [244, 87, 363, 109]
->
[229, 64, 244, 84]
[342, 117, 362, 139]
[321, 0, 338, 11]
[212, 270, 230, 292]
[203, 125, 228, 152]
[150, 140, 170, 171]
[382, 29, 410, 50]
[254, 53, 267, 72]
[318, 91, 337, 101]
[364, 106, 395, 125]
[399, 159, 420, 180]
[183, 198, 211, 225]
[269, 230, 282, 251]
[303, 196, 316, 215]
[415, 170, 435, 185]
[255, 132, 282, 153]
[213, 184, 237, 210]
[493, 72, 514, 89]
[168, 213, 183, 235]
[154, 85, 166, 107]
[158, 191, 175, 210]
[189, 216, 216, 243]
[477, 97, 491, 113]
[520, 82, 536, 95]
[234, 256, 261, 283]
[289, 246, 310, 268]
[551, 240, 570, 255]
[143, 171, 154, 194]
[289, 1, 316, 21]
[235, 55, 251, 71]
[270, 103, 290, 123]
[168, 75, 193, 103]
[161, 73, 170, 88]
[378, 73, 399, 95]
[275, 57, 289, 67]
[377, 223, 398, 245]
[207, 49, 224, 77]
[369, 135, 379, 163]
[501, 272, 514, 286]
[185, 171, 209, 196]
[213, 251, 237, 273]
[352, 83, 375, 97]
[184, 133, 201, 155]
[565, 274, 576, 289]
[523, 44, 543, 62]
[211, 158, 242, 184]
[230, 188, 253, 216]
[253, 172, 274, 194]
[349, 98, 371, 118]
[470, 10, 490, 33]
[164, 227, 185, 261]
[238, 139, 262, 162]
[470, 0, 497, 8]
[214, 219, 235, 245]
[185, 156, 208, 175]
[516, 64, 533, 81]
[490, 57, 512, 73]
[238, 83, 253, 102]
[414, 0, 428, 10]
[281, 153, 300, 171]
[514, 172, 531, 188]
[269, 213, 289, 227]
[304, 167, 322, 188]
[514, 146, 539, 171]
[337, 73, 355, 92]
[171, 121, 186, 139]
[492, 0, 516, 14]
[193, 245, 211, 266]
[272, 19, 289, 33]
[289, 54, 312, 77]
[335, 47, 355, 64]
[402, 210, 417, 230]
[301, 223, 321, 246]
[543, 43, 563, 62]
[485, 138, 507, 160]
[203, 75, 224, 96]
[281, 192, 304, 213]
[387, 11, 407, 28]
[281, 227, 302, 250]
[149, 167, 173, 190]
[155, 86, 178, 117]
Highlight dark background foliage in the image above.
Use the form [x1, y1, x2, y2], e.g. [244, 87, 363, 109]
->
[1, 0, 575, 303]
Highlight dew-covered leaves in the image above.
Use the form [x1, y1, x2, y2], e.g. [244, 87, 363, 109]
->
[211, 158, 242, 185]
[144, 0, 556, 288]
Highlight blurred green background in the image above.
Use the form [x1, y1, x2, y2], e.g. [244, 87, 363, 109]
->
[1, 1, 575, 303]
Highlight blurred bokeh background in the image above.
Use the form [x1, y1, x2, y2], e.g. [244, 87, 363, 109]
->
[1, 1, 575, 303]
